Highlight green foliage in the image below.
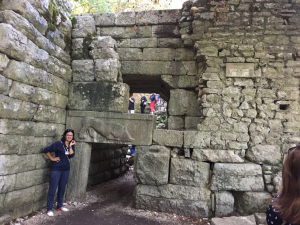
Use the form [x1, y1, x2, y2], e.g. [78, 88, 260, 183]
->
[71, 0, 112, 13]
[156, 114, 167, 129]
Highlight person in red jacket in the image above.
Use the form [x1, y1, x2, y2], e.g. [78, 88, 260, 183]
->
[150, 93, 157, 115]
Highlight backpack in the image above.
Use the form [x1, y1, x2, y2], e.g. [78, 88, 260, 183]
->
[150, 94, 155, 101]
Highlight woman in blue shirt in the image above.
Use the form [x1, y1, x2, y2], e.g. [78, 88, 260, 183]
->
[44, 129, 76, 216]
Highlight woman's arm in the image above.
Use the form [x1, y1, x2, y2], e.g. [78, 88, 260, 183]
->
[45, 152, 60, 162]
[44, 142, 60, 161]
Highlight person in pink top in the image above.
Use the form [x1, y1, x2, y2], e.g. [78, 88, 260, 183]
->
[150, 93, 157, 115]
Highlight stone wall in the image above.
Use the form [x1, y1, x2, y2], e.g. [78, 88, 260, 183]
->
[88, 144, 127, 187]
[0, 0, 72, 221]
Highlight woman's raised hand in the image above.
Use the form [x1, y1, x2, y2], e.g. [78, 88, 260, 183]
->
[70, 140, 76, 147]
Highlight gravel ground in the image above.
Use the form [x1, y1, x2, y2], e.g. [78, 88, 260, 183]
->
[10, 167, 211, 225]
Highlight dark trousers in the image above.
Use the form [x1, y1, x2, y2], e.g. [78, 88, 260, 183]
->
[141, 105, 146, 114]
[47, 170, 70, 211]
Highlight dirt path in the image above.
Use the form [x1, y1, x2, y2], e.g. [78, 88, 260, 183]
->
[16, 168, 211, 225]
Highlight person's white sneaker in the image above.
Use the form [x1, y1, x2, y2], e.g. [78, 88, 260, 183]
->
[57, 207, 69, 212]
[47, 211, 54, 216]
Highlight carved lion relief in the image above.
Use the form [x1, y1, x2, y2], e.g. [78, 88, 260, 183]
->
[79, 117, 134, 142]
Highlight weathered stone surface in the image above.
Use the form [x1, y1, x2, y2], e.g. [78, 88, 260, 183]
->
[210, 163, 264, 191]
[211, 215, 256, 225]
[233, 192, 272, 215]
[4, 60, 68, 96]
[117, 48, 143, 61]
[170, 158, 210, 187]
[192, 149, 244, 162]
[34, 183, 48, 202]
[135, 184, 211, 217]
[0, 174, 16, 193]
[71, 38, 85, 60]
[0, 154, 36, 175]
[185, 116, 200, 130]
[100, 26, 152, 39]
[0, 23, 28, 61]
[121, 61, 196, 75]
[0, 74, 12, 95]
[136, 11, 159, 25]
[89, 38, 119, 60]
[15, 169, 49, 190]
[130, 38, 157, 48]
[158, 10, 181, 24]
[0, 0, 48, 35]
[68, 82, 129, 113]
[0, 53, 9, 72]
[226, 63, 256, 77]
[153, 130, 183, 147]
[161, 75, 197, 89]
[246, 145, 281, 165]
[158, 38, 183, 48]
[67, 111, 156, 146]
[72, 16, 96, 38]
[167, 116, 184, 130]
[35, 153, 52, 169]
[116, 39, 130, 48]
[215, 191, 235, 217]
[143, 48, 175, 61]
[135, 145, 170, 185]
[33, 105, 66, 124]
[0, 119, 35, 136]
[72, 60, 94, 82]
[4, 186, 35, 210]
[34, 122, 65, 137]
[94, 59, 121, 82]
[93, 13, 116, 26]
[175, 48, 194, 61]
[115, 12, 136, 26]
[65, 142, 92, 201]
[0, 94, 22, 119]
[152, 25, 180, 38]
[169, 89, 200, 116]
[46, 29, 66, 50]
[12, 203, 33, 219]
[0, 135, 20, 155]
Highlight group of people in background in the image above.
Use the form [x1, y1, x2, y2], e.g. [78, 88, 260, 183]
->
[128, 93, 159, 114]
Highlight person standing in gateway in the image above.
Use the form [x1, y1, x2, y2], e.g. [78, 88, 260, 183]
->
[128, 94, 135, 113]
[139, 93, 147, 114]
[44, 129, 76, 216]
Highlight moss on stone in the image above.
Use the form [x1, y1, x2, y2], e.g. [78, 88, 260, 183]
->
[64, 35, 72, 53]
[44, 0, 60, 33]
[70, 17, 77, 26]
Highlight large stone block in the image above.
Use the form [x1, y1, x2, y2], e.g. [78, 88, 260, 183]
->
[143, 48, 175, 61]
[115, 12, 136, 26]
[215, 191, 234, 217]
[89, 47, 119, 60]
[0, 154, 36, 175]
[0, 94, 22, 119]
[72, 16, 96, 38]
[170, 158, 210, 187]
[93, 13, 116, 26]
[66, 111, 156, 146]
[72, 60, 94, 82]
[4, 186, 35, 210]
[65, 142, 92, 201]
[192, 149, 244, 163]
[134, 145, 170, 185]
[0, 134, 20, 155]
[211, 215, 256, 225]
[0, 23, 28, 61]
[0, 74, 12, 95]
[100, 26, 152, 39]
[0, 0, 48, 35]
[0, 119, 35, 136]
[15, 169, 49, 190]
[157, 38, 183, 48]
[135, 184, 211, 217]
[210, 163, 265, 191]
[246, 145, 281, 165]
[136, 11, 159, 25]
[185, 116, 200, 130]
[33, 105, 66, 124]
[153, 130, 183, 147]
[0, 174, 16, 193]
[158, 10, 181, 24]
[130, 38, 157, 48]
[34, 122, 65, 137]
[12, 203, 33, 219]
[184, 131, 211, 148]
[0, 53, 9, 72]
[152, 25, 180, 38]
[233, 192, 272, 215]
[34, 183, 48, 202]
[68, 82, 129, 113]
[169, 89, 200, 116]
[175, 48, 194, 61]
[94, 58, 121, 82]
[167, 116, 184, 130]
[35, 153, 52, 169]
[117, 48, 143, 61]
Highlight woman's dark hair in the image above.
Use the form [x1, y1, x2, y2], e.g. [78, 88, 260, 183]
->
[272, 144, 300, 224]
[61, 129, 75, 142]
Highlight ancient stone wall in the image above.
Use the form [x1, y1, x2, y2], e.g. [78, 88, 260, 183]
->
[88, 144, 127, 187]
[0, 0, 72, 221]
